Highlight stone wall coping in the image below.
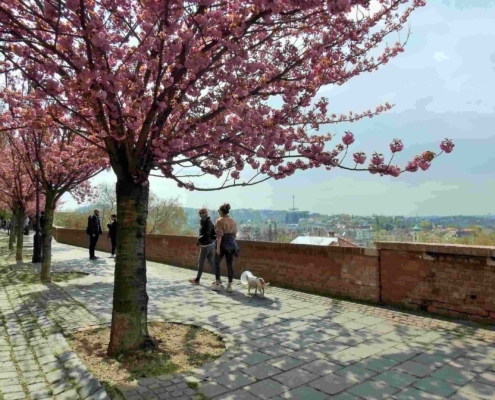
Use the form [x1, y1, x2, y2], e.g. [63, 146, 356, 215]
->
[54, 227, 495, 258]
[375, 241, 495, 257]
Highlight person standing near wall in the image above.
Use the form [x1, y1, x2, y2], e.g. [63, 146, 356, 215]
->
[86, 209, 102, 260]
[212, 203, 239, 293]
[107, 214, 117, 258]
[189, 208, 216, 285]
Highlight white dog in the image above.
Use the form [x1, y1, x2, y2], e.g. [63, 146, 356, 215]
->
[247, 276, 270, 297]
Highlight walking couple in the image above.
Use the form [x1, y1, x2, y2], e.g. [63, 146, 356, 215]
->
[86, 209, 117, 260]
[189, 203, 239, 292]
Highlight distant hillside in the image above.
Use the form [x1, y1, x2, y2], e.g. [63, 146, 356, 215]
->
[183, 207, 289, 227]
[74, 205, 94, 214]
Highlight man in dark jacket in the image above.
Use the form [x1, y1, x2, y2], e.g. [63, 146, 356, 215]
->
[189, 208, 216, 285]
[107, 214, 117, 258]
[86, 209, 102, 260]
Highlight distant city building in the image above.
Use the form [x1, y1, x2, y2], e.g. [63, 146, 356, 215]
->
[354, 227, 374, 247]
[456, 229, 475, 238]
[291, 232, 357, 247]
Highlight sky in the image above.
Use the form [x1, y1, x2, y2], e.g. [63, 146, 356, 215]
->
[61, 0, 495, 217]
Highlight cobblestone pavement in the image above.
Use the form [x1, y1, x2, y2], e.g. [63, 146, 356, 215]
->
[2, 239, 495, 400]
[0, 246, 109, 399]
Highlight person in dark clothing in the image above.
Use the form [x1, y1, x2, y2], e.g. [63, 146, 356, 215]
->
[40, 211, 45, 229]
[39, 211, 46, 259]
[107, 214, 117, 258]
[189, 208, 216, 285]
[86, 209, 102, 260]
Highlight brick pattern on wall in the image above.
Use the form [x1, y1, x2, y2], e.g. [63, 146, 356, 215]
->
[52, 228, 495, 324]
[53, 227, 380, 302]
[379, 249, 495, 323]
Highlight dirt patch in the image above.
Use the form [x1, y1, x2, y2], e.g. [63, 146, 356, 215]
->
[66, 322, 225, 396]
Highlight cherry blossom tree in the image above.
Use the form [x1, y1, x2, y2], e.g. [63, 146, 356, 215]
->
[0, 140, 36, 259]
[3, 108, 108, 281]
[0, 189, 20, 252]
[0, 0, 454, 355]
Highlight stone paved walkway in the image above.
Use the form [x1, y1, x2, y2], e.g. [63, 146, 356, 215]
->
[1, 239, 495, 400]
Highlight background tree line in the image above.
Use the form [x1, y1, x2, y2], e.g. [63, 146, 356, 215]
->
[54, 184, 195, 236]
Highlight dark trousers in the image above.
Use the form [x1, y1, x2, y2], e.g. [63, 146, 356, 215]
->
[195, 243, 215, 282]
[89, 235, 99, 258]
[110, 235, 116, 255]
[215, 248, 234, 283]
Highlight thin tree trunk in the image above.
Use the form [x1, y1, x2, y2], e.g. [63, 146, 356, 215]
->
[40, 193, 56, 282]
[16, 206, 25, 261]
[107, 178, 152, 356]
[8, 210, 17, 250]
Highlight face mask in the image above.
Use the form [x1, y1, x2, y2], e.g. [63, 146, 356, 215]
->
[200, 214, 207, 220]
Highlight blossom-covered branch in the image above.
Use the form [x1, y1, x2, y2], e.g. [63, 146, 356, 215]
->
[0, 0, 440, 190]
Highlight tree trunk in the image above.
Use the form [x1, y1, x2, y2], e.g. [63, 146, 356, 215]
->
[16, 206, 25, 261]
[40, 193, 56, 282]
[107, 178, 152, 356]
[8, 210, 17, 250]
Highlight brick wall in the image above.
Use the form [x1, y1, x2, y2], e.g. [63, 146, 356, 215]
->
[52, 227, 380, 302]
[376, 242, 495, 324]
[52, 227, 495, 323]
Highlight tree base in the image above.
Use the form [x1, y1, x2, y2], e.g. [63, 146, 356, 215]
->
[107, 310, 152, 357]
[141, 334, 157, 351]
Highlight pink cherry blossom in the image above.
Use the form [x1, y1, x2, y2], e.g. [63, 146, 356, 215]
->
[353, 152, 367, 164]
[418, 159, 431, 171]
[390, 139, 404, 153]
[387, 165, 401, 177]
[405, 161, 419, 172]
[440, 138, 455, 154]
[371, 152, 385, 166]
[342, 131, 355, 146]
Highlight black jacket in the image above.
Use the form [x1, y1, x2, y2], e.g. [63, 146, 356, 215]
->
[107, 221, 117, 239]
[86, 215, 102, 236]
[197, 217, 216, 246]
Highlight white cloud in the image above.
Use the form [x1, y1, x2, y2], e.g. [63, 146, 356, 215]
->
[433, 51, 450, 62]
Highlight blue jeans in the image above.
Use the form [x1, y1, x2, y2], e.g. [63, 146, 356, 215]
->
[195, 243, 215, 282]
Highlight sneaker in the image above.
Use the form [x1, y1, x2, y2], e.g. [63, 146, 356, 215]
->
[211, 282, 222, 291]
[189, 278, 199, 285]
[226, 283, 233, 293]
